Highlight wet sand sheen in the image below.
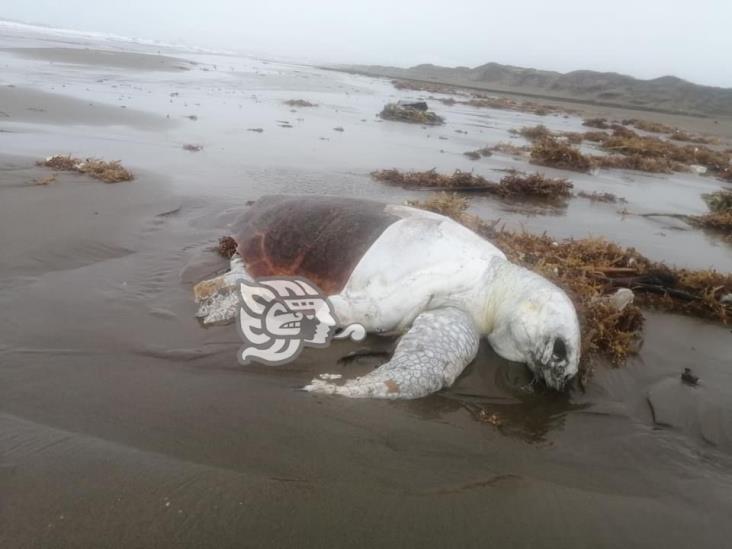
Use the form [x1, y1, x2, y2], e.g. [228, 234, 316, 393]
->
[0, 85, 176, 128]
[2, 46, 198, 71]
[2, 156, 732, 548]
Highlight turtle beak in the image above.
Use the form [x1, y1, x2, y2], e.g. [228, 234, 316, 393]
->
[530, 353, 574, 392]
[541, 367, 574, 391]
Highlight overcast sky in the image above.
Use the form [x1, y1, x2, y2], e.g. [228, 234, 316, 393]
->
[3, 0, 731, 87]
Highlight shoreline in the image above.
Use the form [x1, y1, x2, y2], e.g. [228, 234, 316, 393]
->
[324, 66, 732, 139]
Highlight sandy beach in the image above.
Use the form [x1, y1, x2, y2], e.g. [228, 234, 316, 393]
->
[1, 23, 732, 549]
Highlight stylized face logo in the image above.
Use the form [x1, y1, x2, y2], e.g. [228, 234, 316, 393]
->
[237, 277, 361, 366]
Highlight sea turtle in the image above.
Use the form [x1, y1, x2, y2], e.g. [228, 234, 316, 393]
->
[193, 195, 581, 399]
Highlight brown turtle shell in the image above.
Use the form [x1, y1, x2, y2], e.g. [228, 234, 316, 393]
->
[233, 195, 399, 294]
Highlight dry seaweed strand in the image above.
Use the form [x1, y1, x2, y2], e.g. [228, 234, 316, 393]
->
[462, 96, 564, 116]
[496, 173, 573, 198]
[484, 142, 531, 156]
[372, 169, 573, 199]
[510, 125, 729, 176]
[530, 138, 593, 172]
[391, 79, 459, 94]
[38, 155, 134, 183]
[583, 118, 610, 129]
[689, 190, 732, 236]
[703, 190, 732, 213]
[626, 119, 676, 134]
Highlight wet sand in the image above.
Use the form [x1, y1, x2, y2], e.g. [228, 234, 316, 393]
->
[1, 25, 732, 549]
[3, 46, 199, 71]
[0, 84, 175, 128]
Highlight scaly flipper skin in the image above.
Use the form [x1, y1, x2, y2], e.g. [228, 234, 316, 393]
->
[194, 255, 250, 325]
[304, 307, 479, 399]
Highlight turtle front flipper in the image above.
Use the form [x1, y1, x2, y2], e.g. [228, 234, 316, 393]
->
[193, 255, 251, 326]
[304, 307, 479, 399]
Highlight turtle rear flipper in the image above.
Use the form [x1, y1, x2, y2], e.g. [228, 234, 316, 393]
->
[194, 255, 251, 326]
[304, 307, 479, 399]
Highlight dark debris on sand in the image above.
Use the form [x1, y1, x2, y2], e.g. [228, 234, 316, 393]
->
[283, 99, 318, 108]
[379, 102, 444, 125]
[217, 236, 238, 259]
[577, 190, 627, 204]
[583, 118, 611, 129]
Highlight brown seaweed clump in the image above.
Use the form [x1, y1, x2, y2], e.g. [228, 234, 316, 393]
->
[463, 147, 494, 160]
[581, 131, 611, 142]
[496, 173, 573, 199]
[703, 190, 732, 213]
[410, 193, 732, 376]
[283, 99, 318, 108]
[38, 155, 134, 183]
[669, 130, 718, 145]
[372, 169, 572, 199]
[600, 129, 730, 174]
[577, 190, 626, 203]
[690, 190, 732, 235]
[517, 124, 728, 175]
[527, 129, 728, 176]
[513, 125, 585, 145]
[512, 125, 552, 141]
[462, 96, 563, 116]
[622, 119, 717, 144]
[691, 212, 732, 233]
[371, 169, 491, 190]
[217, 236, 238, 259]
[484, 143, 531, 156]
[593, 154, 680, 174]
[379, 103, 444, 125]
[583, 118, 610, 129]
[530, 138, 593, 172]
[626, 119, 676, 134]
[391, 79, 458, 94]
[406, 192, 469, 219]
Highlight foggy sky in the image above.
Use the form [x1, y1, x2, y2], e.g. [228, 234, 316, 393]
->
[3, 0, 731, 87]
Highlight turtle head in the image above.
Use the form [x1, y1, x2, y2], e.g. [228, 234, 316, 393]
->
[526, 293, 581, 391]
[488, 272, 580, 391]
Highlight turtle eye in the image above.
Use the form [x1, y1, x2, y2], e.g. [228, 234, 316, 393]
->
[552, 338, 567, 362]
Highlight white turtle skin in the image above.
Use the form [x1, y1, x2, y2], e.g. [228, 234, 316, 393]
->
[326, 205, 580, 390]
[194, 203, 581, 395]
